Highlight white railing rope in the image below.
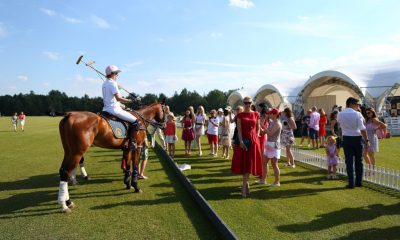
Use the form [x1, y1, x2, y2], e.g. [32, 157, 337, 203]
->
[282, 147, 399, 191]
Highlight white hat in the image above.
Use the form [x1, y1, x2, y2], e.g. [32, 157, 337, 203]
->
[218, 108, 223, 112]
[105, 65, 121, 76]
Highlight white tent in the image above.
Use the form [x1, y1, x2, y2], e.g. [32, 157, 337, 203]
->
[294, 61, 400, 117]
[253, 84, 291, 110]
[227, 60, 400, 118]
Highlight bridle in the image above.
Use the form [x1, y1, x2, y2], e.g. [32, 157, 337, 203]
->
[131, 104, 166, 130]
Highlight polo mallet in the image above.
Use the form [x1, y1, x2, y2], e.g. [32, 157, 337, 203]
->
[75, 55, 139, 99]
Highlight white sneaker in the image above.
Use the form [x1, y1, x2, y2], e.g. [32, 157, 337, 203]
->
[270, 182, 280, 187]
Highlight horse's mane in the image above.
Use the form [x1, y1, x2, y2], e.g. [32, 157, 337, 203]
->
[137, 102, 162, 113]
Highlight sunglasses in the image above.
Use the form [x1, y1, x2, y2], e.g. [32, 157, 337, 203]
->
[244, 102, 252, 105]
[366, 112, 372, 114]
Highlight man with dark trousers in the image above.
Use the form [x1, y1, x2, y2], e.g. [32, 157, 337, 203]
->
[337, 97, 370, 188]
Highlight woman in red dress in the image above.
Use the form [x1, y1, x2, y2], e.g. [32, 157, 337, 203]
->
[181, 109, 195, 156]
[318, 108, 327, 148]
[231, 96, 262, 197]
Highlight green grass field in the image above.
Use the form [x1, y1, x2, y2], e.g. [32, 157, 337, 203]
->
[169, 128, 400, 239]
[0, 117, 218, 239]
[294, 136, 400, 170]
[1, 117, 399, 240]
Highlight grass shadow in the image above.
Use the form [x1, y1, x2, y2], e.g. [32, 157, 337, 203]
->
[333, 226, 400, 240]
[277, 202, 400, 234]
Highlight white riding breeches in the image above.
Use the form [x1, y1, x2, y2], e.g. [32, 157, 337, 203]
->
[105, 107, 137, 123]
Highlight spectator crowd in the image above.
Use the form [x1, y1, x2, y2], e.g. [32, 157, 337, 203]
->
[152, 95, 388, 196]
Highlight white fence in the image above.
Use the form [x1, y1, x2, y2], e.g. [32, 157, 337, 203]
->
[282, 147, 400, 191]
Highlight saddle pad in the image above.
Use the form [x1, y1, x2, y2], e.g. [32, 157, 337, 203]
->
[108, 119, 127, 139]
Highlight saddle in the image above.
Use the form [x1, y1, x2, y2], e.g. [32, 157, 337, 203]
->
[100, 111, 139, 139]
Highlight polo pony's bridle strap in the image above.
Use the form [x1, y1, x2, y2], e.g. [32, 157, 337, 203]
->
[131, 107, 165, 130]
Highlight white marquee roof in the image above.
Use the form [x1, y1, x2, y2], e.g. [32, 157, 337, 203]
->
[227, 60, 400, 113]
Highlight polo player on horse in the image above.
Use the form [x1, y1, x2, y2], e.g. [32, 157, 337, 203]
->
[102, 65, 138, 149]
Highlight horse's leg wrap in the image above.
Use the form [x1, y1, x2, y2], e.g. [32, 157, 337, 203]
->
[124, 168, 132, 189]
[131, 166, 141, 193]
[58, 181, 73, 213]
[121, 158, 126, 171]
[69, 168, 78, 185]
[79, 157, 89, 180]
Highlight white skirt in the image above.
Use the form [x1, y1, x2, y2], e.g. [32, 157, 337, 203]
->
[165, 135, 176, 144]
[194, 125, 204, 136]
[264, 141, 281, 159]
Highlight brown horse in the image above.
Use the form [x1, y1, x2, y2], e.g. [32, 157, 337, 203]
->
[57, 102, 165, 213]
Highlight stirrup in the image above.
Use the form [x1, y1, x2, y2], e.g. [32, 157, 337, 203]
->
[129, 141, 137, 151]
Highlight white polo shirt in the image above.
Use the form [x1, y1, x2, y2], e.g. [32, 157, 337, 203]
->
[207, 117, 220, 135]
[102, 79, 120, 112]
[337, 108, 366, 137]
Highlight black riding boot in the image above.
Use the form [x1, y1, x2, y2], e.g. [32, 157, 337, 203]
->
[128, 121, 139, 150]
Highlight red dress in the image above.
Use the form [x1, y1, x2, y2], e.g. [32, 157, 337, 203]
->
[319, 114, 327, 137]
[182, 118, 195, 141]
[231, 111, 263, 176]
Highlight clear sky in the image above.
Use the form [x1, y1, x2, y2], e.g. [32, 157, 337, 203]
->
[1, 0, 400, 97]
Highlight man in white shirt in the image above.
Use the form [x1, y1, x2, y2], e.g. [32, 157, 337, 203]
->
[102, 65, 138, 148]
[337, 97, 370, 189]
[309, 106, 320, 149]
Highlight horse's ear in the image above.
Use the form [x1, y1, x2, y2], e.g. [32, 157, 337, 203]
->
[161, 98, 166, 105]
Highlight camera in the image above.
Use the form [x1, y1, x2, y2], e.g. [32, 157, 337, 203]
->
[283, 120, 288, 126]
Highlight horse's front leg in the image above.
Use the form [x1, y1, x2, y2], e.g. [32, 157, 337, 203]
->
[131, 147, 142, 193]
[123, 149, 132, 189]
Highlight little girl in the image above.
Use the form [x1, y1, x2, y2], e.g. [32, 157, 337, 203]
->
[326, 136, 339, 179]
[206, 109, 220, 157]
[165, 112, 177, 158]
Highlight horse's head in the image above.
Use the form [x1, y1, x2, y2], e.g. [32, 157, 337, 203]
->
[153, 101, 165, 124]
[137, 100, 166, 128]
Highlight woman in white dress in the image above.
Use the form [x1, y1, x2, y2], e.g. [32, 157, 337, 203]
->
[194, 105, 206, 156]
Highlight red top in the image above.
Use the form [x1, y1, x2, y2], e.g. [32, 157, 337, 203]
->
[165, 121, 176, 136]
[19, 114, 25, 120]
[319, 114, 327, 136]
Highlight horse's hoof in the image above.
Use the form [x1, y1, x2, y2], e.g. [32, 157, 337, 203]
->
[67, 201, 75, 209]
[60, 204, 72, 214]
[126, 185, 132, 190]
[134, 189, 142, 193]
[62, 208, 72, 214]
[83, 176, 90, 181]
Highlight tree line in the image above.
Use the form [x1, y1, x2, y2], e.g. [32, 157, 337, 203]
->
[0, 88, 236, 116]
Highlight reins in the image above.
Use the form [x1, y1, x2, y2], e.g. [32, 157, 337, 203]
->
[131, 105, 165, 130]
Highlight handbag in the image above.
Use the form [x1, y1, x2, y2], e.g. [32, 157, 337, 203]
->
[242, 138, 252, 150]
[376, 128, 387, 139]
[232, 127, 239, 145]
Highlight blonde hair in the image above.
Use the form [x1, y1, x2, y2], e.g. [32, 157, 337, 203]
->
[243, 96, 252, 103]
[327, 135, 336, 144]
[197, 105, 205, 116]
